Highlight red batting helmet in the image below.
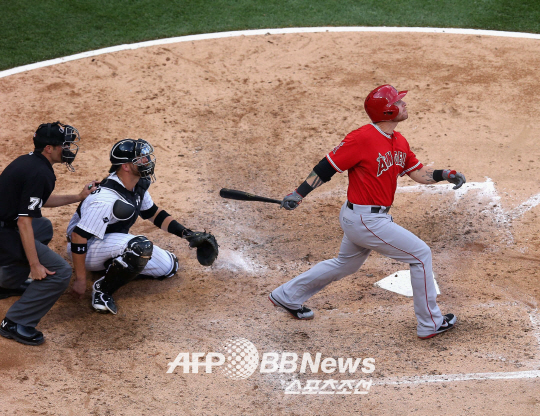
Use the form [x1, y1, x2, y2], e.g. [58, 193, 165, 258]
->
[364, 84, 407, 122]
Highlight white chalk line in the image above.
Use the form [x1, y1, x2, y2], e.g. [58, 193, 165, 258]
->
[374, 370, 540, 386]
[529, 309, 540, 349]
[2, 26, 540, 79]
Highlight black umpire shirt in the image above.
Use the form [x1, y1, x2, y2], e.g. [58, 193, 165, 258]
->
[0, 152, 56, 264]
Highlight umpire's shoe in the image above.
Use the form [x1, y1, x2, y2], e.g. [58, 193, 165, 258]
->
[269, 293, 314, 320]
[92, 277, 118, 315]
[0, 317, 45, 346]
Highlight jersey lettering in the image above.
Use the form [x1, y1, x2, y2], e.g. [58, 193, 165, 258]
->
[332, 141, 345, 154]
[376, 151, 407, 177]
[28, 197, 43, 210]
[394, 151, 406, 169]
[376, 152, 393, 177]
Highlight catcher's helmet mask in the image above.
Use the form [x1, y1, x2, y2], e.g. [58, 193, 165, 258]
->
[109, 139, 156, 182]
[33, 121, 80, 171]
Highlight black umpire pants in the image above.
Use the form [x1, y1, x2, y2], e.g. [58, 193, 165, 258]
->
[0, 217, 72, 327]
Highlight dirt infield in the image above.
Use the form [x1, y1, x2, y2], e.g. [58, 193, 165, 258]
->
[1, 31, 540, 415]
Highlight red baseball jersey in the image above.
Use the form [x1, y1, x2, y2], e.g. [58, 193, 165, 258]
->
[326, 123, 422, 206]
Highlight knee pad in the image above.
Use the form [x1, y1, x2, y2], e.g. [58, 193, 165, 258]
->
[98, 236, 153, 295]
[123, 235, 153, 270]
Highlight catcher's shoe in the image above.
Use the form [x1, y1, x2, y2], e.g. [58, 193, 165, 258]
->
[0, 317, 44, 346]
[418, 314, 457, 339]
[92, 277, 118, 315]
[269, 293, 314, 320]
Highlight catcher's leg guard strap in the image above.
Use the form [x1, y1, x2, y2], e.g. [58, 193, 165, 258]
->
[159, 252, 179, 280]
[98, 236, 153, 295]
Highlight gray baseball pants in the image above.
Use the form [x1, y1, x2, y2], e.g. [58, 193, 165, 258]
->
[271, 202, 444, 337]
[0, 217, 72, 327]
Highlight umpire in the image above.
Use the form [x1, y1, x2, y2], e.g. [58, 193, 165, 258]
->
[0, 122, 97, 346]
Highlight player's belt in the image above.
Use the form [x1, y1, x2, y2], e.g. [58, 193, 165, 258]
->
[346, 201, 390, 214]
[0, 220, 18, 228]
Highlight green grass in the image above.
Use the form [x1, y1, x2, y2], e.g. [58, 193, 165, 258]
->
[2, 0, 540, 71]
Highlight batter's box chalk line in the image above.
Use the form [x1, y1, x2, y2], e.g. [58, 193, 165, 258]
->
[529, 308, 540, 351]
[374, 370, 540, 386]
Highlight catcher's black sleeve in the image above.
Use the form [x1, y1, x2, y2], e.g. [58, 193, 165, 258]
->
[140, 203, 159, 220]
[73, 226, 95, 239]
[313, 157, 337, 183]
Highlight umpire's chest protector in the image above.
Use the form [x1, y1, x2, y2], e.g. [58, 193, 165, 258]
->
[100, 178, 150, 234]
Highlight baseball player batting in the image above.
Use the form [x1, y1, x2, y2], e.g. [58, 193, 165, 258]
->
[66, 138, 218, 314]
[269, 85, 465, 339]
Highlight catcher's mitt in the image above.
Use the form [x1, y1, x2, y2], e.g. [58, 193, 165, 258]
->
[183, 231, 219, 266]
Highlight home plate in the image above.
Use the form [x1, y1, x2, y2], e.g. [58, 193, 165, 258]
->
[374, 270, 440, 297]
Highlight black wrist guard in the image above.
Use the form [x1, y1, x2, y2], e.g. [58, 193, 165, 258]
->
[433, 170, 444, 182]
[168, 220, 189, 238]
[297, 181, 314, 198]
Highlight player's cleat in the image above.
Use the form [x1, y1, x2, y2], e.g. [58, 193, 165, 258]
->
[92, 277, 118, 315]
[0, 279, 31, 299]
[0, 317, 44, 346]
[269, 293, 314, 320]
[418, 314, 457, 339]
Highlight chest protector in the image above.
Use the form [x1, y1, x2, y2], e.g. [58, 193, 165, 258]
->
[99, 178, 151, 234]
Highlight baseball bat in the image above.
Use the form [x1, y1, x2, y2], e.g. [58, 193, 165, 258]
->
[219, 188, 282, 205]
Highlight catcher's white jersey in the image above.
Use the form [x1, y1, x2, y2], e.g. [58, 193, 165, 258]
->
[66, 173, 176, 277]
[67, 173, 154, 239]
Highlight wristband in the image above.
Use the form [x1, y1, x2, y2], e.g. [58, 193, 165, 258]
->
[71, 243, 87, 254]
[433, 170, 444, 182]
[296, 181, 313, 198]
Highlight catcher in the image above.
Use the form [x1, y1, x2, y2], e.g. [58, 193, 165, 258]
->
[66, 138, 218, 314]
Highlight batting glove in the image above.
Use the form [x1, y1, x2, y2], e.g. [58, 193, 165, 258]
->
[281, 189, 303, 210]
[442, 169, 466, 190]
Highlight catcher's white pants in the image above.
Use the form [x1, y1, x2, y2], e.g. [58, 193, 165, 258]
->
[67, 233, 177, 278]
[272, 202, 444, 337]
